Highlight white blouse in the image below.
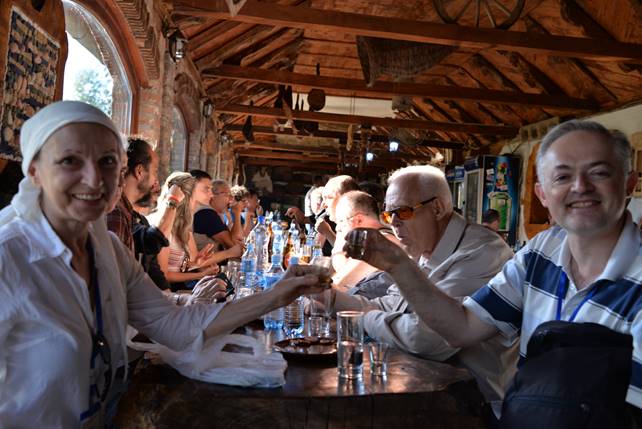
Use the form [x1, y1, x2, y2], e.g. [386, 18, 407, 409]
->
[0, 209, 224, 428]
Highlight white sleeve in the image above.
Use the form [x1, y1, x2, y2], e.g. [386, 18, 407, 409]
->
[112, 235, 225, 351]
[364, 310, 459, 361]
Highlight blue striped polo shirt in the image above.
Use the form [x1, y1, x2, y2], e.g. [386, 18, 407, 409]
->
[463, 214, 642, 408]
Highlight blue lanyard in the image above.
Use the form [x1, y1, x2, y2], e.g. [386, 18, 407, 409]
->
[88, 240, 103, 338]
[555, 271, 598, 322]
[80, 240, 106, 421]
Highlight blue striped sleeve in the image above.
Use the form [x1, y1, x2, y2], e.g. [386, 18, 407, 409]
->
[470, 285, 523, 329]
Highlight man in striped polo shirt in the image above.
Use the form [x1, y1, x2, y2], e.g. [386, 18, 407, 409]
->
[344, 120, 641, 413]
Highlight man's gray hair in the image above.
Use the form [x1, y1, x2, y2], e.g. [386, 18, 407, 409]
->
[537, 120, 632, 180]
[211, 179, 228, 193]
[388, 165, 453, 211]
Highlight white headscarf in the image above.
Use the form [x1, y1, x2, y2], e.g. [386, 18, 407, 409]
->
[0, 100, 130, 380]
[0, 100, 124, 225]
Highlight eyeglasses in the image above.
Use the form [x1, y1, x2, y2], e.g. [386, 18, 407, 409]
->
[381, 197, 436, 224]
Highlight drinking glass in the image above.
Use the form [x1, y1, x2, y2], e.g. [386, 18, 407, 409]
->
[300, 244, 312, 264]
[337, 311, 364, 379]
[308, 315, 324, 337]
[368, 341, 390, 377]
[310, 255, 333, 337]
[347, 229, 368, 259]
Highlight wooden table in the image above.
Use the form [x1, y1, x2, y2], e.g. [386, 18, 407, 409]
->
[116, 327, 487, 429]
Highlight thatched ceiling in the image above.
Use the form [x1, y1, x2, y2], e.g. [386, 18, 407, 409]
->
[169, 0, 642, 173]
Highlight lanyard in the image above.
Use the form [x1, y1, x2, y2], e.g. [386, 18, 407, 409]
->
[80, 240, 109, 421]
[555, 271, 598, 322]
[87, 240, 103, 337]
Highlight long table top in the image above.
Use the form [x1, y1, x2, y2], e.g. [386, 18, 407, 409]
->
[115, 325, 487, 428]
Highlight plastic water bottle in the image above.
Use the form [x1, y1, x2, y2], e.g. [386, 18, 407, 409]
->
[263, 255, 285, 330]
[238, 243, 258, 295]
[271, 221, 284, 257]
[253, 216, 269, 273]
[283, 256, 304, 337]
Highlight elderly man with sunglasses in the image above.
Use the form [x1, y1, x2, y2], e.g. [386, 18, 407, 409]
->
[330, 164, 517, 417]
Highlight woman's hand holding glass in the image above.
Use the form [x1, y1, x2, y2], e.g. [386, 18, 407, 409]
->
[271, 263, 331, 307]
[187, 276, 227, 305]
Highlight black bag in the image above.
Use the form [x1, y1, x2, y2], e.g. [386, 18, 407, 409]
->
[499, 321, 637, 429]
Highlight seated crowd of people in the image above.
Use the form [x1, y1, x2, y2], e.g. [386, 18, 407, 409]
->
[1, 100, 641, 428]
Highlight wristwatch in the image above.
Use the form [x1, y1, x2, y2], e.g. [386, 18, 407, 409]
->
[166, 199, 178, 209]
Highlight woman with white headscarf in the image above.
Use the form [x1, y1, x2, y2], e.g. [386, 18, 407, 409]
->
[0, 101, 327, 428]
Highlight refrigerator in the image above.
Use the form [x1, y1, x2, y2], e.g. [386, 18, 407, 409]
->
[446, 165, 465, 212]
[463, 155, 521, 246]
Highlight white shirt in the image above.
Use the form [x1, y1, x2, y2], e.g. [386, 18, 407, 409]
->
[0, 208, 224, 428]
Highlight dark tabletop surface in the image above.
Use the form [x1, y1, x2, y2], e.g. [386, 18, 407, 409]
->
[116, 324, 487, 428]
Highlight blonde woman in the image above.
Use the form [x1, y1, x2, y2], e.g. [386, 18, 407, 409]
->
[150, 172, 240, 287]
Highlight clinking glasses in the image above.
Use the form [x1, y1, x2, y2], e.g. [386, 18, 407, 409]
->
[381, 197, 436, 224]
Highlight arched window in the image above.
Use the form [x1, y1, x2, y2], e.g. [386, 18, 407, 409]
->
[170, 105, 188, 172]
[62, 0, 132, 134]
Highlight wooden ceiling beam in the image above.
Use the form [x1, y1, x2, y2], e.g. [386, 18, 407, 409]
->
[203, 64, 598, 111]
[216, 103, 516, 136]
[236, 150, 338, 163]
[173, 0, 642, 61]
[238, 152, 408, 169]
[236, 149, 430, 166]
[240, 157, 339, 171]
[232, 141, 338, 154]
[223, 124, 466, 150]
[195, 25, 282, 69]
[224, 124, 466, 150]
[522, 16, 618, 102]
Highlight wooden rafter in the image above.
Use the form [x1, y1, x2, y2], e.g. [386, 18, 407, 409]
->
[224, 124, 467, 150]
[238, 153, 408, 169]
[195, 25, 282, 68]
[217, 103, 518, 136]
[235, 150, 338, 163]
[173, 0, 642, 61]
[240, 157, 339, 171]
[235, 147, 434, 164]
[202, 65, 598, 110]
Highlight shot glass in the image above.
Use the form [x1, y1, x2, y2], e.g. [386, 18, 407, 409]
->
[368, 341, 390, 377]
[337, 311, 364, 380]
[347, 229, 368, 259]
[308, 315, 324, 337]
